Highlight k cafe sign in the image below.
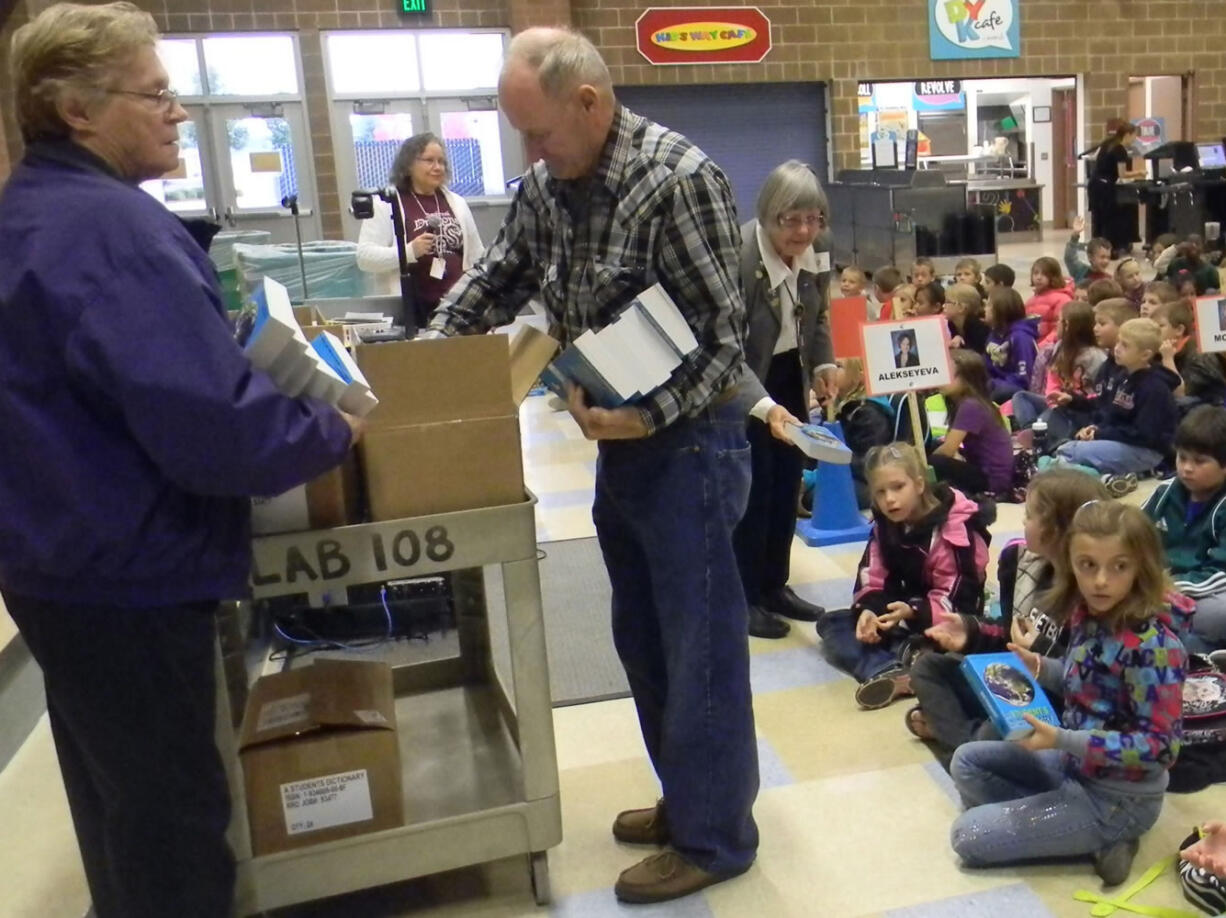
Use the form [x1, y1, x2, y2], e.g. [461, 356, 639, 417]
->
[929, 0, 1020, 60]
[636, 7, 772, 65]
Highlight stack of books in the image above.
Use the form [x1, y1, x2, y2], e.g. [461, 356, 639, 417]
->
[244, 277, 378, 417]
[540, 283, 699, 407]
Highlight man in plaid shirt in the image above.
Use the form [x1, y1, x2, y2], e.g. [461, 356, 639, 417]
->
[429, 27, 786, 905]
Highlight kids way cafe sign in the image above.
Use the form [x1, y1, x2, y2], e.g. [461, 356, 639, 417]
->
[636, 7, 772, 65]
[929, 0, 1020, 61]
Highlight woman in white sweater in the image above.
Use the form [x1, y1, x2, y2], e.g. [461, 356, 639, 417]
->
[356, 132, 483, 325]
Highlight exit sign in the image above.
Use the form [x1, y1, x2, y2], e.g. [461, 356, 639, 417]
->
[400, 0, 428, 12]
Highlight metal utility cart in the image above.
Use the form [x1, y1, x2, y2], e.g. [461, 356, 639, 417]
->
[215, 494, 562, 913]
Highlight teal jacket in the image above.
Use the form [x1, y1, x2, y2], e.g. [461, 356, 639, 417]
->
[1143, 478, 1226, 598]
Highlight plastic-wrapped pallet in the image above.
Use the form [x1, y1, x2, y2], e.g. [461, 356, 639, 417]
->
[234, 240, 373, 302]
[210, 230, 271, 312]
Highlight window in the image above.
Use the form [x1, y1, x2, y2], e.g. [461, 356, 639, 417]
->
[440, 110, 504, 196]
[202, 35, 299, 96]
[326, 31, 500, 96]
[157, 38, 202, 95]
[418, 32, 502, 91]
[326, 33, 420, 95]
[350, 113, 416, 189]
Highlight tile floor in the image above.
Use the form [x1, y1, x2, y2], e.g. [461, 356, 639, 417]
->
[3, 239, 1219, 918]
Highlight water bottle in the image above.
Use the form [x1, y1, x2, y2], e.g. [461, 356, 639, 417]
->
[1032, 419, 1048, 455]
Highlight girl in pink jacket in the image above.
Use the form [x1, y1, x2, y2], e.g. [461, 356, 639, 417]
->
[1026, 256, 1075, 344]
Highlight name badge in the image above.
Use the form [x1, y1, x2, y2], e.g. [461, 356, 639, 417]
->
[429, 257, 446, 280]
[814, 251, 831, 273]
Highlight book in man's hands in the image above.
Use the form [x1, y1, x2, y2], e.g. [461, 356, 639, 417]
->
[540, 283, 699, 408]
[959, 652, 1060, 741]
[784, 424, 853, 464]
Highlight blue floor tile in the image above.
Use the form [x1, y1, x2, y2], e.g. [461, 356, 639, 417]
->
[756, 735, 795, 790]
[749, 646, 847, 695]
[552, 887, 715, 918]
[882, 882, 1056, 918]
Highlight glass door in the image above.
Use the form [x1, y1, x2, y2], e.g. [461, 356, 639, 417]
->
[207, 102, 319, 242]
[139, 104, 217, 219]
[332, 100, 423, 239]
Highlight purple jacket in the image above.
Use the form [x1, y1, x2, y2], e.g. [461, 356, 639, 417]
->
[0, 142, 352, 606]
[985, 319, 1039, 392]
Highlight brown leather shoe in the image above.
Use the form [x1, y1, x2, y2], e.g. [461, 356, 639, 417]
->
[612, 799, 670, 845]
[614, 849, 747, 904]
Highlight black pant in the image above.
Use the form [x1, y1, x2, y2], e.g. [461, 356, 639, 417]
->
[928, 452, 990, 495]
[733, 350, 807, 605]
[5, 593, 235, 918]
[909, 652, 999, 767]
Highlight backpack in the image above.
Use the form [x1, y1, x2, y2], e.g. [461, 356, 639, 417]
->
[1008, 445, 1039, 503]
[837, 398, 895, 456]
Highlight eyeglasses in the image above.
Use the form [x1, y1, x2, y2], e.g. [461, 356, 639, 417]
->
[777, 213, 825, 231]
[416, 156, 448, 168]
[104, 88, 180, 111]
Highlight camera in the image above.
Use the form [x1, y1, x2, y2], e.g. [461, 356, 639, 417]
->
[350, 190, 376, 220]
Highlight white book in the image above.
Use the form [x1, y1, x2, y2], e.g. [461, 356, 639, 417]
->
[310, 331, 379, 417]
[605, 306, 676, 393]
[634, 284, 699, 357]
[245, 277, 300, 367]
[572, 329, 640, 401]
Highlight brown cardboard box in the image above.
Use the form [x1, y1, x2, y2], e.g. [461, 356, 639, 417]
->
[354, 330, 556, 521]
[238, 659, 402, 856]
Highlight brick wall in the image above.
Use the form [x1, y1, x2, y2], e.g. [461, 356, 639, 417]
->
[574, 0, 1226, 172]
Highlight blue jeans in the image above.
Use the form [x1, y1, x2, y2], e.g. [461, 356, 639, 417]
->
[1010, 391, 1047, 430]
[816, 608, 912, 682]
[592, 398, 759, 875]
[1185, 593, 1226, 653]
[1055, 439, 1163, 475]
[950, 742, 1163, 866]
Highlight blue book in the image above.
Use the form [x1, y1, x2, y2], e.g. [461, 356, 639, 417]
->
[541, 332, 634, 409]
[959, 652, 1060, 741]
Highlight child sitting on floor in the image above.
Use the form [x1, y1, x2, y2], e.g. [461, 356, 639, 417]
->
[1115, 257, 1145, 309]
[930, 349, 1015, 498]
[985, 287, 1039, 403]
[915, 281, 946, 317]
[1054, 317, 1179, 494]
[954, 257, 988, 301]
[945, 283, 990, 354]
[1143, 406, 1226, 654]
[1152, 300, 1226, 409]
[1140, 279, 1178, 318]
[911, 256, 936, 289]
[950, 501, 1188, 887]
[1026, 256, 1075, 343]
[1065, 215, 1114, 284]
[906, 469, 1111, 767]
[873, 265, 904, 320]
[1011, 301, 1107, 432]
[816, 442, 990, 711]
[983, 263, 1014, 293]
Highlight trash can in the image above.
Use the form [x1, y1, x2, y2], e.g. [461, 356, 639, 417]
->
[234, 241, 372, 303]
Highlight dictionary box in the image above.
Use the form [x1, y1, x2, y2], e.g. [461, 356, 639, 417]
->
[237, 659, 403, 856]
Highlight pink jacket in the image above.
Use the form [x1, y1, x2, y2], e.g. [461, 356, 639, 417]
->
[852, 485, 991, 630]
[1026, 279, 1075, 344]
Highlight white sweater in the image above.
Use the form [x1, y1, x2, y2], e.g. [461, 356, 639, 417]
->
[355, 186, 484, 295]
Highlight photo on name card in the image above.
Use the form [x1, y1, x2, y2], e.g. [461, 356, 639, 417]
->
[862, 315, 952, 396]
[1196, 296, 1226, 354]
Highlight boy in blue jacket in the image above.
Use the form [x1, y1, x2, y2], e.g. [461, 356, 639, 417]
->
[1055, 318, 1178, 488]
[1143, 405, 1226, 652]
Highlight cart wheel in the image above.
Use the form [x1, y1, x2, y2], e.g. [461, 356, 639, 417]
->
[530, 850, 551, 905]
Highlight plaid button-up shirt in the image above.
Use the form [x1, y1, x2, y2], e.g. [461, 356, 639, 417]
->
[430, 105, 750, 434]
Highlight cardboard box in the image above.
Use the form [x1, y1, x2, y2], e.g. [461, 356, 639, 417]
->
[354, 329, 556, 521]
[251, 454, 362, 535]
[238, 659, 402, 856]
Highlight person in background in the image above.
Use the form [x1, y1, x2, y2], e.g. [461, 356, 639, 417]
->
[945, 283, 990, 354]
[873, 265, 903, 320]
[891, 282, 918, 319]
[1054, 318, 1178, 493]
[985, 286, 1040, 403]
[1140, 279, 1179, 318]
[1151, 232, 1179, 278]
[930, 349, 1015, 498]
[1026, 256, 1074, 344]
[1115, 257, 1145, 309]
[1012, 301, 1106, 433]
[1152, 300, 1226, 409]
[1065, 215, 1115, 285]
[1086, 277, 1125, 305]
[1143, 406, 1226, 654]
[954, 257, 987, 301]
[0, 5, 361, 916]
[911, 256, 937, 289]
[735, 161, 834, 640]
[915, 281, 946, 317]
[1166, 236, 1221, 296]
[950, 502, 1187, 888]
[1088, 122, 1145, 258]
[427, 27, 776, 903]
[356, 132, 484, 327]
[840, 264, 871, 300]
[816, 443, 990, 711]
[983, 263, 1015, 293]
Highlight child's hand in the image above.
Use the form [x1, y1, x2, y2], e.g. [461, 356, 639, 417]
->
[1076, 425, 1097, 441]
[1047, 391, 1073, 407]
[1072, 215, 1085, 236]
[1160, 339, 1177, 363]
[1010, 616, 1038, 649]
[1183, 823, 1226, 875]
[856, 610, 881, 644]
[925, 616, 969, 652]
[877, 601, 915, 632]
[1007, 641, 1041, 678]
[1017, 714, 1059, 752]
[950, 335, 965, 349]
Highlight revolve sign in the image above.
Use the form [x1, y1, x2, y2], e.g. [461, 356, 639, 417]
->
[636, 7, 772, 65]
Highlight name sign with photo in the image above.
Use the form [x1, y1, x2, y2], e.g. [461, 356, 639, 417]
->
[862, 315, 953, 395]
[1196, 296, 1226, 354]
